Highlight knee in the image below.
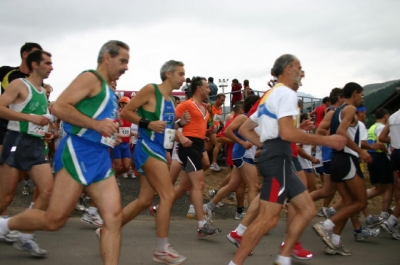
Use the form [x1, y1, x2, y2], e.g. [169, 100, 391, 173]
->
[44, 214, 68, 231]
[38, 187, 53, 201]
[102, 208, 123, 228]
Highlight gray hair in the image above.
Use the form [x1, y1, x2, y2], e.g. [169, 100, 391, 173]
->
[97, 40, 129, 64]
[160, 60, 184, 81]
[271, 54, 297, 77]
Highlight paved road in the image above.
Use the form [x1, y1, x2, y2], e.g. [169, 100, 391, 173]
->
[0, 216, 398, 265]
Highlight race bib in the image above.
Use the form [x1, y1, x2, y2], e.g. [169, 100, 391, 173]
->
[28, 122, 48, 137]
[119, 127, 130, 137]
[163, 128, 176, 149]
[101, 133, 117, 148]
[213, 114, 222, 122]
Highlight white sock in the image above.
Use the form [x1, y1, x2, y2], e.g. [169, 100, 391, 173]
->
[155, 237, 168, 252]
[198, 220, 207, 228]
[275, 255, 291, 265]
[323, 219, 335, 230]
[0, 218, 10, 235]
[332, 233, 340, 246]
[28, 202, 35, 209]
[228, 261, 237, 265]
[19, 232, 34, 240]
[236, 223, 247, 236]
[387, 214, 398, 226]
[380, 212, 389, 218]
[207, 201, 217, 211]
[87, 207, 97, 215]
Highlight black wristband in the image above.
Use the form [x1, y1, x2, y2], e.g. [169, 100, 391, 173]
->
[139, 118, 150, 129]
[178, 121, 184, 128]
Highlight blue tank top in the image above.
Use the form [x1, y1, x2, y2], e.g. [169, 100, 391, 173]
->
[232, 113, 248, 159]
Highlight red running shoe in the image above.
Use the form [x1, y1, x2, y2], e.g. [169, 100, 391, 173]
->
[226, 230, 253, 256]
[280, 241, 313, 260]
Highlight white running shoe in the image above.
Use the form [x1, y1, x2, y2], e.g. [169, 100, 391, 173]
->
[81, 212, 104, 227]
[153, 244, 187, 265]
[13, 236, 47, 257]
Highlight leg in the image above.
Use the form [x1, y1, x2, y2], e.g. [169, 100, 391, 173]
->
[0, 163, 21, 213]
[29, 163, 54, 210]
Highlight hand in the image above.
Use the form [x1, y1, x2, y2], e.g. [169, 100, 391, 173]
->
[180, 110, 191, 125]
[241, 141, 253, 149]
[29, 115, 50, 126]
[114, 134, 123, 146]
[148, 120, 166, 133]
[97, 119, 118, 137]
[359, 150, 372, 163]
[327, 134, 346, 151]
[179, 135, 192, 147]
[206, 125, 217, 135]
[300, 119, 314, 131]
[312, 158, 320, 164]
[44, 132, 54, 142]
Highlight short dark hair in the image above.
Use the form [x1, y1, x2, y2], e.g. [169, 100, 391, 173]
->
[375, 108, 389, 119]
[243, 79, 249, 86]
[26, 50, 51, 72]
[342, 82, 363, 98]
[322, 97, 330, 104]
[232, 101, 244, 114]
[20, 42, 42, 58]
[190, 76, 206, 95]
[216, 93, 225, 99]
[208, 77, 214, 82]
[329, 88, 343, 104]
[232, 79, 239, 84]
[243, 94, 260, 113]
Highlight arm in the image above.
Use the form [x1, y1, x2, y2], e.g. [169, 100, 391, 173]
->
[238, 118, 263, 148]
[0, 79, 49, 126]
[278, 116, 346, 150]
[378, 122, 390, 144]
[52, 72, 118, 137]
[298, 145, 320, 164]
[224, 115, 252, 149]
[316, 110, 334, 136]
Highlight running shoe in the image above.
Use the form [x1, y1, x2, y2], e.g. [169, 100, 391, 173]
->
[122, 173, 129, 179]
[149, 205, 159, 217]
[153, 244, 187, 264]
[354, 226, 380, 241]
[234, 212, 246, 220]
[81, 212, 104, 227]
[226, 230, 253, 256]
[365, 215, 385, 228]
[324, 242, 352, 256]
[392, 225, 400, 240]
[203, 204, 213, 223]
[226, 192, 235, 201]
[13, 237, 47, 257]
[186, 206, 196, 219]
[197, 223, 221, 237]
[380, 221, 396, 236]
[317, 208, 325, 217]
[322, 207, 336, 219]
[75, 202, 87, 212]
[208, 189, 217, 198]
[95, 228, 101, 240]
[5, 230, 21, 243]
[280, 241, 313, 260]
[21, 183, 30, 196]
[210, 163, 221, 172]
[312, 221, 334, 248]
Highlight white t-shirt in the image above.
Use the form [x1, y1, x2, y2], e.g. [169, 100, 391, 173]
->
[250, 84, 298, 142]
[389, 109, 400, 149]
[358, 121, 368, 141]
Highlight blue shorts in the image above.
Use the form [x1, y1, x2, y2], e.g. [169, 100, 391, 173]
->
[111, 142, 131, 159]
[303, 168, 313, 173]
[134, 138, 166, 174]
[315, 166, 325, 174]
[54, 134, 113, 186]
[232, 157, 255, 168]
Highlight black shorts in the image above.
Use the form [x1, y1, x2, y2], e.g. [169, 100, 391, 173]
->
[367, 152, 393, 184]
[323, 161, 331, 175]
[291, 156, 303, 172]
[258, 139, 306, 204]
[330, 152, 363, 182]
[391, 149, 400, 172]
[0, 126, 7, 145]
[178, 137, 204, 173]
[0, 130, 48, 171]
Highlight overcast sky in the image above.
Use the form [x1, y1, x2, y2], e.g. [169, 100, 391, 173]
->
[1, 0, 399, 101]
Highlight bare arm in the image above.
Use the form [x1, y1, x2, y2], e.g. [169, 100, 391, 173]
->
[238, 118, 263, 148]
[378, 122, 390, 144]
[316, 110, 334, 136]
[224, 114, 252, 149]
[278, 116, 346, 150]
[52, 72, 117, 137]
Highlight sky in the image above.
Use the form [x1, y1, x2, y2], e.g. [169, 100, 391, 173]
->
[1, 0, 399, 101]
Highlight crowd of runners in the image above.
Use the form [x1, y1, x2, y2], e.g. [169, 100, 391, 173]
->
[0, 40, 399, 265]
